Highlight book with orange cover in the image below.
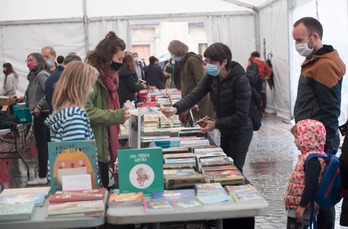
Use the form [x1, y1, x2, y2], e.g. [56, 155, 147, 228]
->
[49, 188, 107, 203]
[108, 192, 143, 207]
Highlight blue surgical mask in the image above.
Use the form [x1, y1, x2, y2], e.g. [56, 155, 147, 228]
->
[134, 57, 139, 62]
[172, 56, 182, 62]
[206, 63, 220, 76]
[46, 59, 53, 67]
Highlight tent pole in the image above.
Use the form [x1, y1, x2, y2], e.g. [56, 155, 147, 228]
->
[82, 0, 90, 54]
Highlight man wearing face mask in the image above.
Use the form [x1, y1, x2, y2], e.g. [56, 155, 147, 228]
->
[41, 46, 57, 73]
[293, 17, 346, 229]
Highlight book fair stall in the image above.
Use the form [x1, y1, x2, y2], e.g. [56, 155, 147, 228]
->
[0, 88, 269, 229]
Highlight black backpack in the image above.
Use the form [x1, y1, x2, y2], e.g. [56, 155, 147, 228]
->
[246, 59, 259, 85]
[233, 76, 262, 131]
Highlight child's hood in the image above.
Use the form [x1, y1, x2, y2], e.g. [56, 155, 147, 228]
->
[297, 119, 326, 154]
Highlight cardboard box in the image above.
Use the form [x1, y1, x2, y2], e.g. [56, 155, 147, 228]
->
[0, 96, 17, 114]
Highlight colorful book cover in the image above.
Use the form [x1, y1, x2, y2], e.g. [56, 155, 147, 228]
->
[0, 193, 45, 207]
[108, 192, 143, 206]
[118, 147, 164, 194]
[224, 184, 256, 195]
[47, 140, 98, 194]
[1, 186, 51, 197]
[49, 188, 106, 203]
[231, 191, 262, 203]
[151, 189, 195, 200]
[46, 199, 105, 217]
[143, 200, 176, 212]
[0, 202, 35, 221]
[196, 193, 231, 205]
[175, 199, 203, 208]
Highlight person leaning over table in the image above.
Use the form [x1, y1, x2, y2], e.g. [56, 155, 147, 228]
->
[161, 42, 254, 229]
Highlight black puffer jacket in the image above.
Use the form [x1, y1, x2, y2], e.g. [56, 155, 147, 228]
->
[174, 61, 252, 135]
[117, 67, 144, 107]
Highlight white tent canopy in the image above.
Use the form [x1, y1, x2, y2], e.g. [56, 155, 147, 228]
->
[0, 0, 347, 123]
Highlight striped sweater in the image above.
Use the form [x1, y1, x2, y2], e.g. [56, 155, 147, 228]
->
[45, 107, 101, 187]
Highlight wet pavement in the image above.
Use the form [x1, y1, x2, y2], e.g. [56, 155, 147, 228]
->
[0, 113, 346, 228]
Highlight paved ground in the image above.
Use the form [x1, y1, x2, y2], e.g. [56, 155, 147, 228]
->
[1, 113, 346, 228]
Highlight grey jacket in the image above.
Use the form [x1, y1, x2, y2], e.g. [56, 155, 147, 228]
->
[25, 70, 50, 113]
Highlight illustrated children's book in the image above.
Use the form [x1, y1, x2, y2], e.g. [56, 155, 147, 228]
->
[118, 147, 164, 194]
[143, 200, 176, 212]
[49, 188, 106, 203]
[0, 202, 35, 221]
[0, 192, 45, 207]
[48, 140, 98, 194]
[108, 191, 143, 207]
[46, 199, 105, 217]
[1, 186, 51, 197]
[151, 189, 195, 201]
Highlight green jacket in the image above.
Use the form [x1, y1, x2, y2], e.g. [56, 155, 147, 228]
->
[85, 77, 125, 163]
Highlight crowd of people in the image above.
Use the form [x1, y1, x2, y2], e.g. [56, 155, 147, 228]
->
[1, 16, 348, 228]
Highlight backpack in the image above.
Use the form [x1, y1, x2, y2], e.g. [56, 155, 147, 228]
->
[234, 76, 262, 131]
[305, 152, 344, 228]
[245, 62, 259, 85]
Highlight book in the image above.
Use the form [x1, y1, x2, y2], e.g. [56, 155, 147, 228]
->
[203, 170, 242, 177]
[163, 153, 195, 159]
[49, 188, 106, 203]
[151, 189, 195, 200]
[194, 183, 224, 195]
[118, 147, 164, 194]
[196, 192, 231, 205]
[1, 186, 51, 197]
[108, 192, 143, 207]
[201, 164, 238, 172]
[163, 162, 197, 170]
[0, 192, 45, 207]
[204, 174, 245, 185]
[224, 184, 256, 195]
[231, 191, 262, 203]
[143, 200, 176, 212]
[46, 199, 105, 217]
[175, 199, 203, 208]
[164, 158, 196, 164]
[163, 168, 196, 175]
[47, 140, 99, 194]
[0, 203, 35, 222]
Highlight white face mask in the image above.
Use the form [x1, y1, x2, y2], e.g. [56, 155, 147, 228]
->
[295, 37, 314, 57]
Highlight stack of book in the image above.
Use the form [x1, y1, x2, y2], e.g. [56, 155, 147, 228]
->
[224, 184, 263, 203]
[164, 168, 205, 190]
[194, 183, 231, 205]
[180, 137, 210, 148]
[108, 190, 143, 207]
[0, 187, 50, 222]
[46, 188, 106, 218]
[150, 189, 202, 209]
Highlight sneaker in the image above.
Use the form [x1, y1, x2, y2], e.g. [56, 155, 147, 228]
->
[27, 176, 48, 185]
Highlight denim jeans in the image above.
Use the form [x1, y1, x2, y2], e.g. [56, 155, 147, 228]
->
[33, 113, 50, 178]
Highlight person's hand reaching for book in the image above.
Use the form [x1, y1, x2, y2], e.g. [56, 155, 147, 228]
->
[200, 120, 215, 133]
[160, 107, 177, 117]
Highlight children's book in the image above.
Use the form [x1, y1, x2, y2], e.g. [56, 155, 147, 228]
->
[194, 183, 224, 195]
[108, 192, 143, 207]
[48, 140, 98, 194]
[151, 189, 195, 200]
[224, 184, 256, 195]
[175, 199, 203, 208]
[46, 199, 105, 217]
[231, 191, 262, 203]
[49, 188, 106, 203]
[118, 147, 164, 195]
[0, 192, 45, 207]
[196, 192, 231, 205]
[1, 186, 51, 197]
[0, 202, 35, 221]
[143, 200, 176, 212]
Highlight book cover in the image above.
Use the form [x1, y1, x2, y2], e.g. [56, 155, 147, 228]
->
[46, 199, 105, 217]
[47, 140, 98, 194]
[164, 158, 196, 164]
[0, 193, 45, 207]
[224, 184, 255, 195]
[118, 147, 164, 195]
[194, 183, 224, 194]
[163, 168, 195, 175]
[108, 192, 143, 206]
[0, 202, 35, 221]
[151, 189, 195, 200]
[49, 188, 106, 203]
[1, 186, 51, 197]
[143, 200, 176, 212]
[231, 191, 262, 203]
[196, 193, 231, 205]
[203, 170, 242, 177]
[175, 199, 203, 208]
[163, 153, 195, 159]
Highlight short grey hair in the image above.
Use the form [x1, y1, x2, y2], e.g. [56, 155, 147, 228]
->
[41, 46, 56, 55]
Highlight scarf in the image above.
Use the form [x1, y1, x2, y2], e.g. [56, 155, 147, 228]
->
[98, 67, 120, 167]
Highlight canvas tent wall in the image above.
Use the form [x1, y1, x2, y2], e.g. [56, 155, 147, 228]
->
[0, 0, 347, 123]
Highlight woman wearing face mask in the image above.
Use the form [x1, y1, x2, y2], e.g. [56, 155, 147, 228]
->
[167, 40, 213, 126]
[25, 53, 51, 185]
[1, 63, 18, 97]
[85, 31, 131, 188]
[162, 42, 254, 228]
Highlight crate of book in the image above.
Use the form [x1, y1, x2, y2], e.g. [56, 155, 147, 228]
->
[12, 103, 32, 123]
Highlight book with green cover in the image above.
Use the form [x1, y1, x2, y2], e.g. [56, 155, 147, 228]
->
[48, 140, 98, 194]
[0, 202, 35, 221]
[118, 147, 164, 194]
